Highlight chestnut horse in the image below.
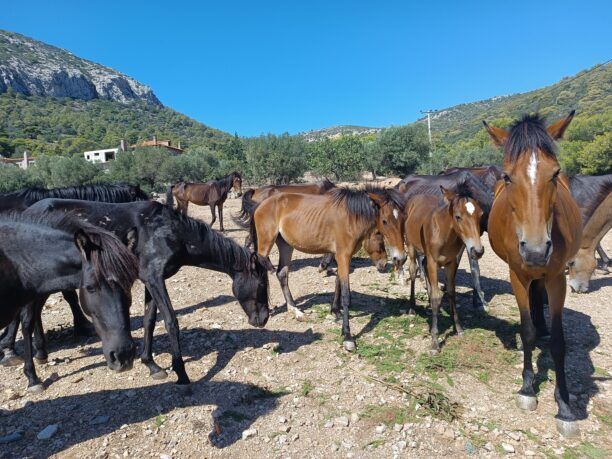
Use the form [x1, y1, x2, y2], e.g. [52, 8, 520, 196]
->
[167, 171, 242, 231]
[485, 112, 582, 437]
[404, 184, 484, 354]
[249, 187, 406, 350]
[235, 180, 389, 272]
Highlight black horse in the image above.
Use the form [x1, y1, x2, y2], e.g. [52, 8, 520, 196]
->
[0, 183, 148, 343]
[396, 170, 494, 310]
[19, 199, 270, 385]
[0, 212, 139, 391]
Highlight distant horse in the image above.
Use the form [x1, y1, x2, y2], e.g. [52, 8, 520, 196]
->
[0, 212, 139, 391]
[21, 199, 270, 385]
[235, 180, 389, 272]
[485, 112, 582, 437]
[395, 170, 493, 309]
[248, 186, 406, 351]
[441, 165, 503, 192]
[404, 184, 484, 354]
[167, 171, 243, 231]
[567, 174, 612, 292]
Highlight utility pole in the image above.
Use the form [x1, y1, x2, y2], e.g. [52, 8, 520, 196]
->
[420, 109, 437, 174]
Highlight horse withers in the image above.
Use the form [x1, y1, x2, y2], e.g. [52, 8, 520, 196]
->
[167, 172, 242, 231]
[249, 186, 406, 351]
[0, 212, 138, 391]
[485, 112, 582, 437]
[403, 184, 484, 354]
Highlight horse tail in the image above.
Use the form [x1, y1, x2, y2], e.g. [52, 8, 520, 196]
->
[232, 188, 258, 229]
[166, 184, 175, 208]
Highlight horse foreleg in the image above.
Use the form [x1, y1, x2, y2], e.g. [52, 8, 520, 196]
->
[21, 300, 44, 392]
[144, 277, 189, 385]
[32, 298, 48, 363]
[529, 278, 550, 339]
[209, 205, 217, 228]
[468, 256, 488, 311]
[331, 276, 341, 319]
[336, 252, 355, 352]
[140, 288, 167, 380]
[426, 257, 442, 354]
[510, 270, 538, 412]
[62, 290, 95, 337]
[445, 261, 463, 336]
[0, 317, 22, 366]
[275, 237, 301, 320]
[218, 203, 225, 232]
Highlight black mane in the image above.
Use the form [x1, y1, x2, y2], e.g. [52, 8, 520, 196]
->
[7, 183, 148, 207]
[320, 178, 337, 191]
[328, 187, 378, 222]
[505, 114, 557, 161]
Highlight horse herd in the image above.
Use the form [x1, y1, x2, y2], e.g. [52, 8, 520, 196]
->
[0, 112, 610, 439]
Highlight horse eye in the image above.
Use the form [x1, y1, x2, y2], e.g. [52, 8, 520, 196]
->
[382, 219, 388, 225]
[568, 260, 575, 267]
[455, 215, 461, 221]
[503, 173, 512, 184]
[552, 169, 561, 181]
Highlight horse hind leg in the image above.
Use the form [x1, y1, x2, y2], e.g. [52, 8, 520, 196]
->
[596, 243, 612, 271]
[445, 261, 463, 336]
[275, 237, 303, 321]
[468, 256, 488, 311]
[209, 204, 217, 227]
[0, 318, 22, 366]
[21, 301, 45, 392]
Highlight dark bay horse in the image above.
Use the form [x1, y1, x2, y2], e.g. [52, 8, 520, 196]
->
[395, 170, 493, 309]
[567, 174, 612, 292]
[441, 165, 503, 192]
[0, 183, 148, 344]
[0, 212, 139, 391]
[485, 112, 582, 437]
[21, 199, 270, 385]
[249, 187, 406, 350]
[404, 185, 484, 353]
[235, 180, 389, 273]
[167, 171, 243, 231]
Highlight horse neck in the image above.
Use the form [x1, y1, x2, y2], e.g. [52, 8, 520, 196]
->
[217, 175, 234, 193]
[431, 205, 460, 247]
[182, 222, 244, 277]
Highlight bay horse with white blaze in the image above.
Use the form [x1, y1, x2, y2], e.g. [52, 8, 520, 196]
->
[249, 186, 406, 351]
[485, 112, 582, 437]
[167, 171, 243, 231]
[404, 184, 484, 353]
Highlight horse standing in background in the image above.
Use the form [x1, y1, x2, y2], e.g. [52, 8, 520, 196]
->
[167, 172, 242, 231]
[485, 112, 582, 437]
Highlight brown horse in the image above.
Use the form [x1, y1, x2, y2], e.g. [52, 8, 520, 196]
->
[485, 112, 582, 437]
[249, 187, 406, 350]
[167, 171, 242, 231]
[235, 180, 389, 272]
[404, 185, 484, 353]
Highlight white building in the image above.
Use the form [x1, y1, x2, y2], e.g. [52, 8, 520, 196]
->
[83, 147, 119, 164]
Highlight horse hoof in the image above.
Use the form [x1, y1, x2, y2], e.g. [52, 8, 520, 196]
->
[515, 394, 538, 411]
[343, 340, 356, 352]
[151, 370, 168, 380]
[429, 348, 440, 356]
[0, 354, 23, 367]
[294, 310, 306, 322]
[456, 330, 464, 337]
[556, 419, 580, 438]
[27, 384, 45, 394]
[34, 357, 48, 364]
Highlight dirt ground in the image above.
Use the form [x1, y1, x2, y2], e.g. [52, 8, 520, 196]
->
[1, 196, 610, 458]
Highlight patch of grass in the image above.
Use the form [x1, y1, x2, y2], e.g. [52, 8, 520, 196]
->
[361, 404, 413, 426]
[366, 439, 386, 449]
[301, 380, 314, 397]
[594, 367, 611, 377]
[311, 304, 330, 321]
[415, 291, 429, 302]
[154, 415, 166, 428]
[563, 442, 609, 459]
[596, 412, 612, 427]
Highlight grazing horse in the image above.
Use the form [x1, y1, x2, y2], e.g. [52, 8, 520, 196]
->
[404, 184, 484, 354]
[485, 112, 582, 437]
[0, 212, 139, 391]
[235, 180, 389, 273]
[167, 172, 243, 231]
[0, 183, 148, 344]
[395, 171, 493, 309]
[249, 186, 406, 350]
[567, 174, 612, 292]
[441, 165, 503, 193]
[22, 199, 270, 385]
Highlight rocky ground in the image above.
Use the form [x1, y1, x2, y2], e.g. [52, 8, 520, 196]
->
[0, 197, 610, 458]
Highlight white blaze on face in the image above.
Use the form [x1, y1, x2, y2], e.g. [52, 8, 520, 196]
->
[393, 208, 399, 220]
[527, 150, 538, 185]
[465, 201, 475, 215]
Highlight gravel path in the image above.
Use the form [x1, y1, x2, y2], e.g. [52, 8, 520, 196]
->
[1, 197, 610, 458]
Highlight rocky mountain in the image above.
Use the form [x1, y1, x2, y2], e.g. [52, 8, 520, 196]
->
[299, 125, 381, 142]
[0, 29, 160, 105]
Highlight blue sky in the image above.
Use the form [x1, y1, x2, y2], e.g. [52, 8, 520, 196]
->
[2, 1, 610, 136]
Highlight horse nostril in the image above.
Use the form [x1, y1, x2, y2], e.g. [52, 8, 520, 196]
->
[109, 351, 117, 364]
[520, 241, 526, 248]
[546, 240, 552, 248]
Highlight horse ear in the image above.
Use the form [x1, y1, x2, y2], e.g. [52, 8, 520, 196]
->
[547, 110, 575, 140]
[125, 227, 138, 252]
[367, 193, 383, 208]
[483, 120, 508, 147]
[440, 186, 455, 204]
[74, 229, 99, 261]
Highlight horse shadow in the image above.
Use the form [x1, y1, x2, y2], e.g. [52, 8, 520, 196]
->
[583, 274, 612, 293]
[0, 378, 282, 456]
[285, 255, 375, 274]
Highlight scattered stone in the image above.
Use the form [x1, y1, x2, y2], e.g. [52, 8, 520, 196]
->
[324, 420, 334, 428]
[484, 442, 494, 452]
[350, 413, 359, 424]
[292, 434, 299, 442]
[393, 423, 403, 432]
[4, 389, 20, 401]
[501, 442, 515, 454]
[91, 416, 110, 425]
[335, 416, 350, 427]
[410, 441, 418, 448]
[465, 440, 477, 455]
[375, 424, 386, 434]
[278, 416, 287, 424]
[508, 431, 521, 441]
[277, 434, 288, 445]
[160, 455, 172, 459]
[241, 428, 257, 440]
[525, 450, 536, 456]
[0, 432, 22, 444]
[396, 440, 407, 451]
[37, 424, 59, 440]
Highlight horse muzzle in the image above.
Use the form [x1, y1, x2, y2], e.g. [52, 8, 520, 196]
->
[469, 245, 485, 260]
[105, 341, 136, 372]
[519, 239, 553, 267]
